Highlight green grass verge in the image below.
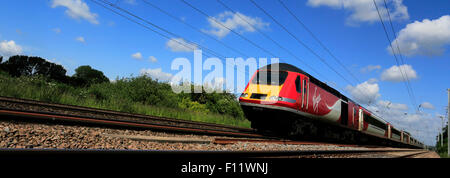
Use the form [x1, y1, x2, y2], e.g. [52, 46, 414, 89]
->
[0, 72, 251, 128]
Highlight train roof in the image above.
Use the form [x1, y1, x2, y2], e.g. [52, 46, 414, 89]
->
[259, 63, 348, 101]
[259, 63, 306, 74]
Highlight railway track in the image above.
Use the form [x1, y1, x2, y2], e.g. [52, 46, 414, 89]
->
[213, 138, 364, 147]
[394, 151, 432, 158]
[0, 96, 265, 138]
[0, 96, 439, 158]
[0, 148, 433, 158]
[212, 138, 435, 158]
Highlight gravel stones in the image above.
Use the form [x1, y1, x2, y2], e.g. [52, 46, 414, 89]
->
[0, 120, 366, 151]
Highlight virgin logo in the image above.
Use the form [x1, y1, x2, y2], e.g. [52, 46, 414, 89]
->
[312, 87, 321, 113]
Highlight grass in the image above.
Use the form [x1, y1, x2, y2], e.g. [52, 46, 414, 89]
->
[436, 136, 448, 158]
[438, 152, 449, 158]
[0, 72, 251, 128]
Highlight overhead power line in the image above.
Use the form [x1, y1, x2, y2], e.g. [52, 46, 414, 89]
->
[180, 0, 345, 94]
[94, 0, 380, 107]
[90, 0, 252, 84]
[381, 0, 418, 109]
[249, 0, 377, 106]
[140, 0, 250, 59]
[372, 0, 418, 110]
[180, 0, 279, 58]
[215, 0, 326, 81]
[215, 0, 376, 106]
[381, 0, 422, 143]
[140, 0, 326, 85]
[180, 0, 354, 98]
[249, 0, 351, 86]
[96, 0, 226, 60]
[277, 0, 363, 85]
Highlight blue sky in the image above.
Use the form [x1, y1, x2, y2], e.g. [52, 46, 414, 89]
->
[0, 0, 449, 146]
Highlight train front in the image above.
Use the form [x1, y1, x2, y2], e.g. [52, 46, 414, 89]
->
[239, 65, 300, 132]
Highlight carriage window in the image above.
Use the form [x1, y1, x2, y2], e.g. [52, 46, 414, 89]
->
[295, 76, 301, 93]
[363, 113, 386, 130]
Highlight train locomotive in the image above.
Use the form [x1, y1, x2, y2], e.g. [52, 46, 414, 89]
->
[239, 63, 424, 148]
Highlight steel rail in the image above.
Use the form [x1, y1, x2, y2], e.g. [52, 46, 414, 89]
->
[0, 96, 254, 133]
[0, 108, 265, 138]
[0, 148, 425, 158]
[392, 151, 431, 158]
[213, 138, 364, 148]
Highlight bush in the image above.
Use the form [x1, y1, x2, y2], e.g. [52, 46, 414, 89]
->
[73, 65, 109, 86]
[0, 57, 248, 127]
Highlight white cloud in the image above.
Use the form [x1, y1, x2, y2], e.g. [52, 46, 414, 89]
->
[149, 56, 157, 63]
[306, 0, 408, 25]
[203, 11, 269, 38]
[131, 52, 142, 59]
[367, 99, 441, 145]
[166, 38, 198, 52]
[51, 0, 99, 24]
[360, 65, 381, 73]
[75, 36, 85, 43]
[0, 40, 23, 57]
[380, 64, 417, 82]
[389, 15, 450, 56]
[140, 68, 173, 81]
[345, 81, 440, 145]
[346, 79, 380, 105]
[420, 102, 435, 110]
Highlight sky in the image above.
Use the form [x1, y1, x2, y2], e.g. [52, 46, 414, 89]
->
[0, 0, 449, 146]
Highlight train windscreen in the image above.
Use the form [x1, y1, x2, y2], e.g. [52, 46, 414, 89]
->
[251, 71, 288, 85]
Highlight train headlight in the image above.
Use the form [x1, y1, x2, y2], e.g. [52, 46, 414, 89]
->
[269, 96, 281, 101]
[241, 93, 248, 98]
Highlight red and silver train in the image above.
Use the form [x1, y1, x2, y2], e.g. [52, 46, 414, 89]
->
[239, 63, 424, 148]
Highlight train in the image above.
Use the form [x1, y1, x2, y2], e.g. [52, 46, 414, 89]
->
[239, 63, 424, 148]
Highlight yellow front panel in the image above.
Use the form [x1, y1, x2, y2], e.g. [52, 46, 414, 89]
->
[242, 83, 283, 101]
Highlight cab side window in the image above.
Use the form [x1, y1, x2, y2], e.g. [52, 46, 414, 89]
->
[295, 76, 301, 93]
[303, 79, 307, 96]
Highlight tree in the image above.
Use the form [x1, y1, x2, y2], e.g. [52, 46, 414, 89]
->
[1, 55, 67, 80]
[73, 65, 109, 85]
[0, 56, 3, 71]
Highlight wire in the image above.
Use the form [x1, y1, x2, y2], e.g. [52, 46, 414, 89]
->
[215, 0, 373, 106]
[381, 0, 418, 109]
[179, 0, 282, 59]
[249, 0, 350, 84]
[97, 0, 226, 60]
[90, 0, 252, 92]
[140, 0, 250, 59]
[180, 0, 352, 95]
[249, 0, 377, 106]
[373, 0, 417, 110]
[277, 0, 363, 85]
[215, 0, 326, 81]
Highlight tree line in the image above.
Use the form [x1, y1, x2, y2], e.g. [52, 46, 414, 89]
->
[0, 55, 245, 119]
[0, 55, 109, 87]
